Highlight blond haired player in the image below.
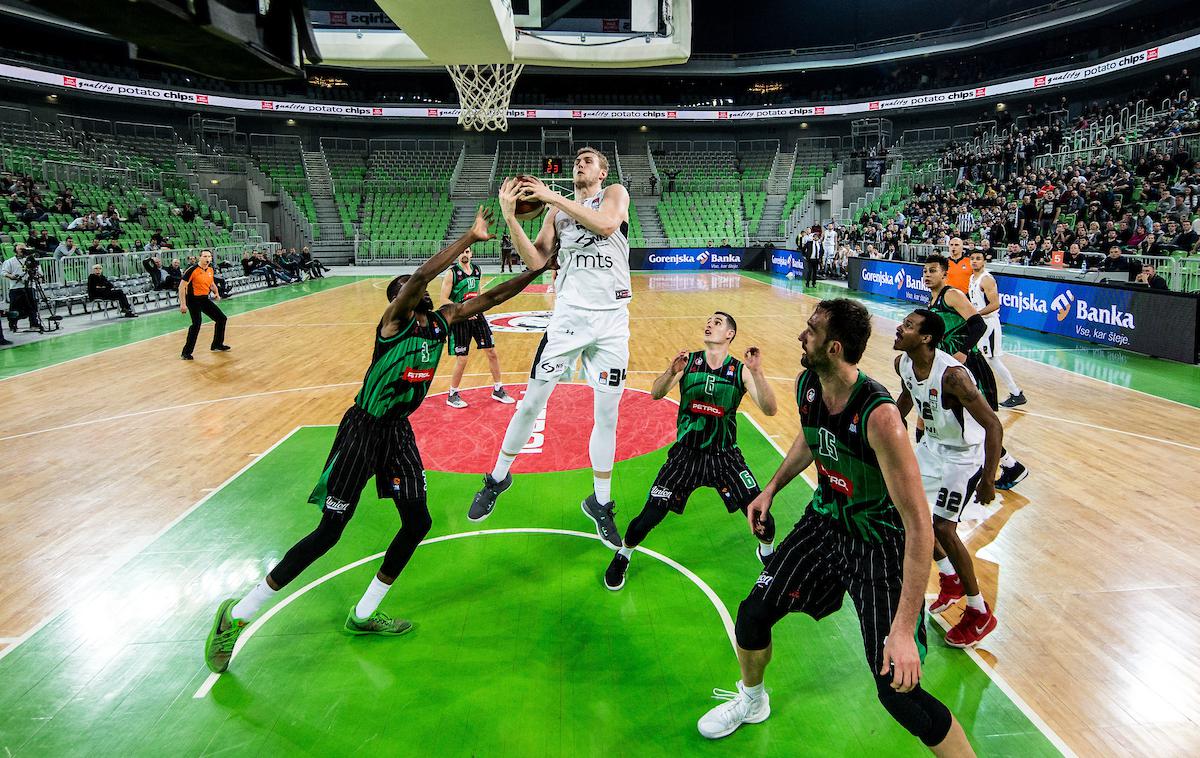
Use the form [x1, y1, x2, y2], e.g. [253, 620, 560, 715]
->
[469, 148, 632, 549]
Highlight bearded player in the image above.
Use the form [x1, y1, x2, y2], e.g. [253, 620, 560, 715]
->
[468, 147, 632, 550]
[203, 209, 551, 674]
[604, 312, 778, 591]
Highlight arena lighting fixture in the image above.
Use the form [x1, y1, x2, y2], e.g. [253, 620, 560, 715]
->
[286, 118, 297, 125]
[800, 122, 809, 129]
[210, 179, 219, 185]
[996, 102, 1007, 111]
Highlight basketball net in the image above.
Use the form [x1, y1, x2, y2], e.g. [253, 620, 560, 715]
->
[446, 63, 524, 132]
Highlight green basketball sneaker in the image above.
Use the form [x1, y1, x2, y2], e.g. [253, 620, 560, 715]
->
[344, 608, 414, 636]
[204, 598, 246, 673]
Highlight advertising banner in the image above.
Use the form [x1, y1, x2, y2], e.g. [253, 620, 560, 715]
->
[630, 247, 764, 271]
[768, 248, 805, 278]
[0, 33, 1196, 121]
[848, 258, 1199, 362]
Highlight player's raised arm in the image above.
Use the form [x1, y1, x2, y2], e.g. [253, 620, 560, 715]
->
[383, 207, 494, 327]
[500, 177, 555, 270]
[520, 175, 629, 238]
[865, 403, 932, 693]
[444, 256, 556, 324]
[741, 347, 777, 416]
[943, 366, 1003, 505]
[651, 350, 689, 399]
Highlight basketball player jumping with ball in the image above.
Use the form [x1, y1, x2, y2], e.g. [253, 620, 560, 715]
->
[469, 147, 632, 549]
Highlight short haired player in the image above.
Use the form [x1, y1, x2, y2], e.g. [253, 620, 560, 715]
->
[203, 209, 552, 674]
[468, 147, 632, 549]
[696, 299, 974, 756]
[603, 312, 778, 591]
[923, 254, 1027, 491]
[440, 245, 517, 409]
[894, 309, 1002, 648]
[967, 251, 1026, 408]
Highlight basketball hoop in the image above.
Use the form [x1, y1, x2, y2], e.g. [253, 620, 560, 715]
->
[446, 63, 524, 132]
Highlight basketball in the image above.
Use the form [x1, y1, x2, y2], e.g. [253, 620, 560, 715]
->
[514, 174, 546, 220]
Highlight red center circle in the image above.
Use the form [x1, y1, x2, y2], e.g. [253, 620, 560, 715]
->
[410, 384, 677, 474]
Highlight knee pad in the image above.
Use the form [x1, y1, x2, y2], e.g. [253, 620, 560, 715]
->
[874, 676, 952, 747]
[393, 494, 432, 538]
[624, 498, 670, 546]
[734, 596, 777, 651]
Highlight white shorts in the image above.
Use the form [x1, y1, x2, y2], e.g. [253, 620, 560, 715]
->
[979, 318, 1003, 358]
[529, 305, 629, 394]
[915, 440, 984, 523]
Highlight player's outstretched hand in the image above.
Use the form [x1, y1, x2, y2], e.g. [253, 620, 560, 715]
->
[669, 350, 689, 374]
[471, 206, 496, 241]
[745, 491, 773, 538]
[743, 346, 762, 372]
[880, 633, 922, 693]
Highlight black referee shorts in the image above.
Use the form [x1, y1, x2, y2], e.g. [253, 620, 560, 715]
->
[307, 405, 426, 517]
[748, 508, 927, 672]
[964, 351, 999, 411]
[648, 443, 761, 515]
[450, 314, 495, 356]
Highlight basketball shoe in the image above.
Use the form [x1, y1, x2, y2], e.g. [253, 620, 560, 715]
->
[468, 473, 512, 521]
[344, 608, 413, 636]
[697, 682, 771, 739]
[929, 573, 965, 614]
[604, 553, 629, 591]
[204, 598, 246, 673]
[582, 494, 621, 549]
[945, 603, 998, 648]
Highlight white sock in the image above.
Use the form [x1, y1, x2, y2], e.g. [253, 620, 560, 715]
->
[758, 541, 775, 557]
[936, 557, 955, 576]
[594, 476, 612, 504]
[494, 382, 502, 391]
[1000, 452, 1017, 468]
[354, 577, 391, 620]
[743, 681, 765, 699]
[231, 580, 277, 621]
[966, 593, 987, 612]
[988, 356, 1021, 396]
[618, 546, 633, 559]
[491, 451, 516, 482]
[449, 386, 459, 394]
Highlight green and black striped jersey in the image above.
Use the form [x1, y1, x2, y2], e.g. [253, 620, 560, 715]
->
[928, 287, 976, 356]
[676, 351, 745, 450]
[448, 263, 481, 304]
[797, 369, 903, 543]
[354, 310, 450, 420]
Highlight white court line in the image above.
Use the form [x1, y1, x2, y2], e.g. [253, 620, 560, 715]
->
[1004, 347, 1122, 355]
[0, 279, 362, 384]
[194, 527, 735, 699]
[738, 271, 1200, 413]
[746, 410, 1074, 756]
[0, 382, 360, 443]
[0, 427, 305, 665]
[1006, 408, 1200, 452]
[925, 597, 1078, 758]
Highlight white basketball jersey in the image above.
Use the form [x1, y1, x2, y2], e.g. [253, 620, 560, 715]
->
[553, 187, 631, 310]
[899, 350, 985, 450]
[968, 271, 1000, 324]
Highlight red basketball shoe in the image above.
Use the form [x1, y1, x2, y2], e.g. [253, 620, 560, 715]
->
[945, 604, 998, 648]
[929, 573, 964, 614]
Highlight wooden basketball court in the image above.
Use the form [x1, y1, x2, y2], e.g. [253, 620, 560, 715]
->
[1, 271, 1198, 756]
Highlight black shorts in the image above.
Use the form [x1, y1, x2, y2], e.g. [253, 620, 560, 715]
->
[964, 351, 998, 411]
[450, 314, 495, 356]
[307, 405, 426, 517]
[648, 443, 761, 515]
[748, 508, 927, 671]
